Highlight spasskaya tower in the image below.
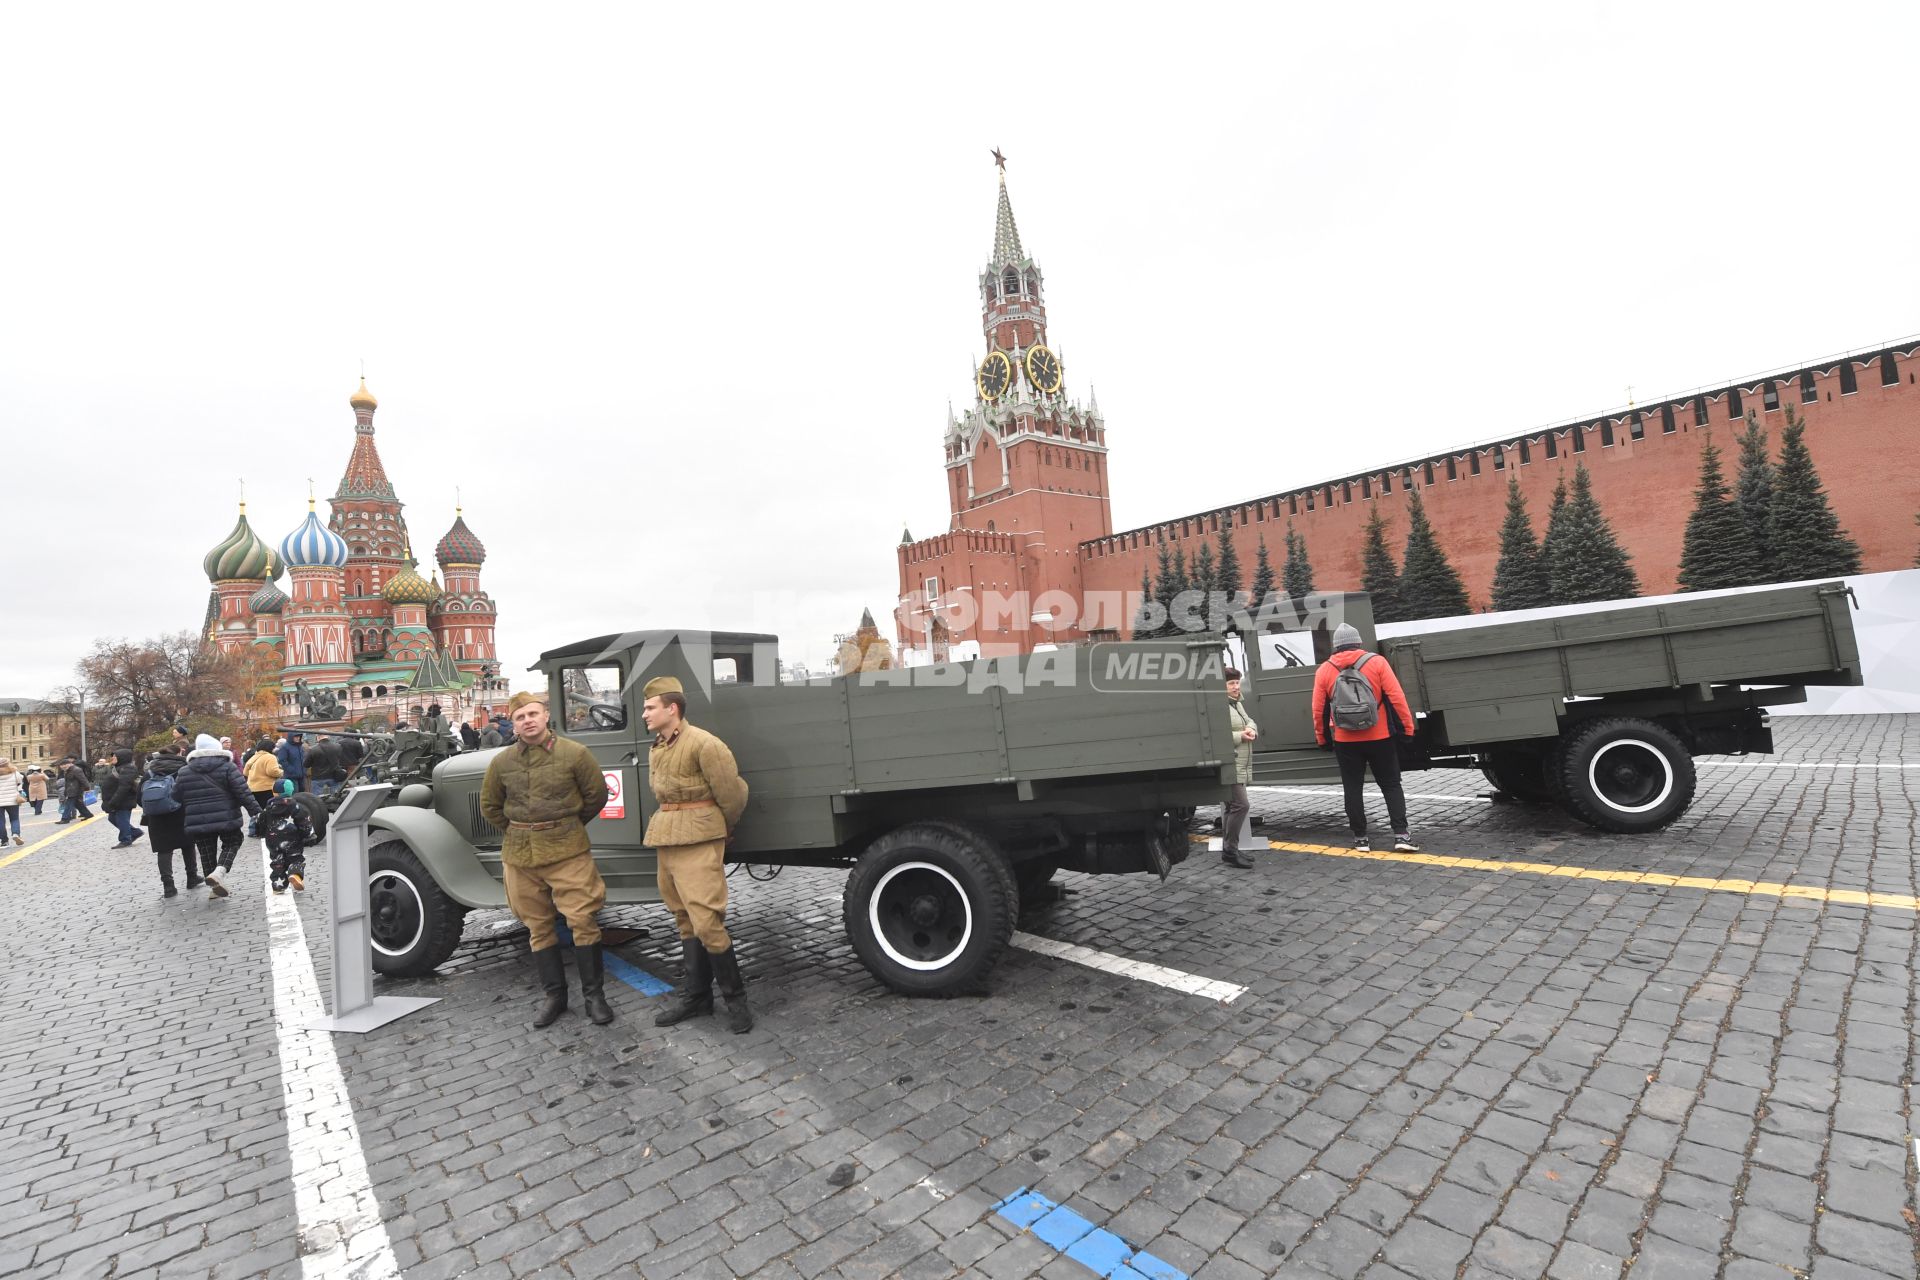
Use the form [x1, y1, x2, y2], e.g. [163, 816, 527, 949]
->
[896, 152, 1112, 659]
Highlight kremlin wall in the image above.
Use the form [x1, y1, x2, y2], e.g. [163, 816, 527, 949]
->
[199, 380, 508, 727]
[897, 167, 1920, 659]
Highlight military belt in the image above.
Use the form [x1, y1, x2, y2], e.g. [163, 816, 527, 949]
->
[509, 818, 575, 831]
[656, 799, 717, 812]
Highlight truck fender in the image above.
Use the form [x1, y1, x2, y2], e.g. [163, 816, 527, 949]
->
[367, 806, 507, 910]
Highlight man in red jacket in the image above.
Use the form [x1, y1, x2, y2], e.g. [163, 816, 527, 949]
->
[1311, 622, 1419, 853]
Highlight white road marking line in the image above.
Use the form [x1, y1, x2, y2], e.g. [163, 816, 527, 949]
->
[262, 850, 402, 1279]
[1011, 932, 1248, 1004]
[1698, 761, 1920, 770]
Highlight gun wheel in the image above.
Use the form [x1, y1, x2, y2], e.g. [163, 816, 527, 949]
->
[844, 823, 1015, 996]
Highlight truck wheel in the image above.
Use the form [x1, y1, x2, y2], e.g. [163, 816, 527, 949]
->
[368, 840, 468, 977]
[844, 824, 1016, 996]
[1480, 750, 1555, 804]
[1554, 718, 1696, 834]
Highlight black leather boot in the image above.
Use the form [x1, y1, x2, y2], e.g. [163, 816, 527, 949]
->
[653, 938, 713, 1026]
[157, 851, 177, 897]
[183, 850, 201, 890]
[577, 943, 614, 1025]
[710, 947, 754, 1035]
[531, 947, 568, 1028]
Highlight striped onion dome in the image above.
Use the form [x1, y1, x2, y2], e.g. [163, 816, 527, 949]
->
[202, 506, 275, 582]
[248, 581, 288, 614]
[435, 510, 486, 567]
[382, 557, 441, 606]
[279, 503, 350, 568]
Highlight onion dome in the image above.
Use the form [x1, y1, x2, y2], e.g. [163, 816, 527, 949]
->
[248, 581, 288, 614]
[382, 557, 441, 606]
[350, 378, 377, 411]
[265, 546, 285, 581]
[435, 509, 486, 568]
[279, 502, 350, 568]
[202, 506, 275, 582]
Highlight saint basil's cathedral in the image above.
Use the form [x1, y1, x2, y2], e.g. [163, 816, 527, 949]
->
[199, 379, 508, 726]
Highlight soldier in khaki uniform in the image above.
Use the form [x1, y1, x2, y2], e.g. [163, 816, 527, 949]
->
[641, 676, 754, 1033]
[480, 690, 614, 1027]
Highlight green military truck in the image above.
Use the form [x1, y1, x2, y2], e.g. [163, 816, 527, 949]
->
[363, 581, 1858, 995]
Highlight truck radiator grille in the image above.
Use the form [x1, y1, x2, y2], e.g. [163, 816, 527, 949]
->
[463, 793, 501, 847]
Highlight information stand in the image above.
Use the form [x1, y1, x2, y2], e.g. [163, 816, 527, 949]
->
[309, 785, 441, 1033]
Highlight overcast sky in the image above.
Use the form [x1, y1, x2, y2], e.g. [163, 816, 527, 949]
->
[7, 2, 1917, 695]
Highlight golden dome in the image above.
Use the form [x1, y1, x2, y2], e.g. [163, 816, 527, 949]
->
[350, 378, 378, 410]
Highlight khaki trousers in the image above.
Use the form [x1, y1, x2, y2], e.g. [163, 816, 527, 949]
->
[657, 839, 730, 952]
[504, 851, 606, 952]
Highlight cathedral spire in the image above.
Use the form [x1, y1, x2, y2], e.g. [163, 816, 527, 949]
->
[990, 150, 1024, 267]
[336, 378, 397, 501]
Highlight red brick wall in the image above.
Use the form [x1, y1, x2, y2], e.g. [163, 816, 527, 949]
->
[1078, 347, 1920, 636]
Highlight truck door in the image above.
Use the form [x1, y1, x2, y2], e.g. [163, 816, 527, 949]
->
[1243, 622, 1341, 785]
[553, 660, 657, 898]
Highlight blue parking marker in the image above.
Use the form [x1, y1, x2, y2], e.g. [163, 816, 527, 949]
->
[1064, 1228, 1133, 1275]
[991, 1187, 1189, 1280]
[993, 1188, 1053, 1229]
[1032, 1205, 1098, 1250]
[602, 952, 673, 996]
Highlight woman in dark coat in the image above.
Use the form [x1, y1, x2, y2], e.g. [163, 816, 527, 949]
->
[101, 748, 144, 848]
[175, 734, 260, 899]
[144, 746, 194, 896]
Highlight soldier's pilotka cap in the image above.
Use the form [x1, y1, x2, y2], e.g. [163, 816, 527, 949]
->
[506, 690, 548, 714]
[642, 676, 683, 698]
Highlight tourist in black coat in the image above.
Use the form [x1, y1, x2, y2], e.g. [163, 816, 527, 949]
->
[101, 748, 145, 848]
[143, 747, 195, 895]
[176, 734, 260, 899]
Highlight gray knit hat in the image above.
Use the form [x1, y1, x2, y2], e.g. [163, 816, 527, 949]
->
[1332, 623, 1363, 649]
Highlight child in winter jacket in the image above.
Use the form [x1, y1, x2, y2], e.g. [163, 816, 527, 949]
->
[258, 780, 316, 894]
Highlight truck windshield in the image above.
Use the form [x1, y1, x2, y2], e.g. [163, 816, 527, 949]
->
[561, 664, 627, 732]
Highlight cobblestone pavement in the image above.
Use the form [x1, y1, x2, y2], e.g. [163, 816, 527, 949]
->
[2, 715, 1916, 1279]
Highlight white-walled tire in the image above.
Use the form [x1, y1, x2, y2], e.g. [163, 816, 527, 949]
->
[843, 823, 1015, 996]
[368, 840, 468, 976]
[1555, 718, 1696, 834]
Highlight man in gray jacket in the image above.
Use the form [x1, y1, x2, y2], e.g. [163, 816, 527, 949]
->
[1221, 668, 1258, 868]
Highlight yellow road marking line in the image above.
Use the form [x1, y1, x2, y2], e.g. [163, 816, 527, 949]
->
[1192, 833, 1919, 912]
[0, 815, 104, 870]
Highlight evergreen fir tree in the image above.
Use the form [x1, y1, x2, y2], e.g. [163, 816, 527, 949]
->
[1733, 412, 1777, 582]
[1131, 567, 1160, 639]
[1170, 547, 1192, 632]
[1491, 477, 1552, 611]
[1360, 509, 1401, 623]
[1538, 475, 1571, 593]
[1191, 541, 1217, 600]
[1396, 489, 1470, 620]
[1770, 407, 1863, 581]
[1677, 435, 1763, 592]
[1249, 536, 1277, 613]
[1282, 522, 1315, 599]
[1148, 542, 1180, 637]
[1214, 521, 1244, 605]
[1549, 464, 1640, 604]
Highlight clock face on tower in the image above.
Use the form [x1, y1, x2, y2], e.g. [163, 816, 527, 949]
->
[1025, 345, 1061, 394]
[977, 350, 1013, 401]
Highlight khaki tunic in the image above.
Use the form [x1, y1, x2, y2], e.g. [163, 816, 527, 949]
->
[642, 722, 748, 848]
[480, 733, 609, 868]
